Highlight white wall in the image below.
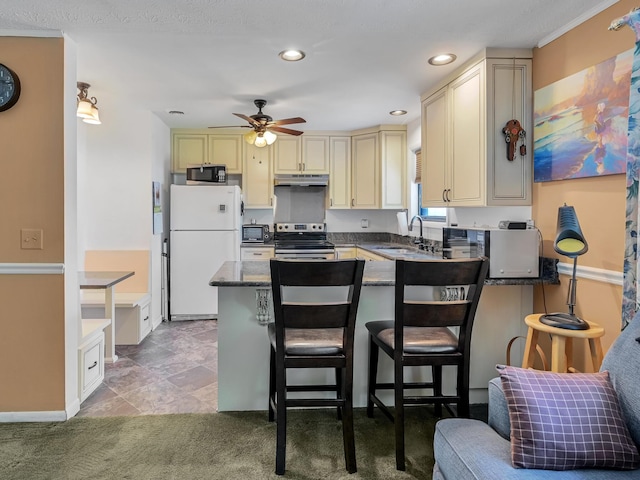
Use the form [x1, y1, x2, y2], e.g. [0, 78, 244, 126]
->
[77, 93, 170, 326]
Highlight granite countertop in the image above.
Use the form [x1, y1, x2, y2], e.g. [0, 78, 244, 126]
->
[209, 257, 559, 287]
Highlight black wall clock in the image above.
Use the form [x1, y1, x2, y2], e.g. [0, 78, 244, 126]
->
[0, 63, 21, 112]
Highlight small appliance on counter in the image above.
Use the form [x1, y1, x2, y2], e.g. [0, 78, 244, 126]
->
[242, 224, 271, 243]
[186, 164, 227, 185]
[442, 227, 539, 278]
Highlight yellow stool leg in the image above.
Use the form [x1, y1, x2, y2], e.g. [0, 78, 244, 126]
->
[522, 328, 540, 369]
[589, 338, 604, 372]
[551, 335, 567, 373]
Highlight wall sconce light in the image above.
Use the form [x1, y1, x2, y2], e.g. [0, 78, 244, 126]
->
[243, 129, 277, 148]
[540, 204, 589, 330]
[77, 82, 101, 125]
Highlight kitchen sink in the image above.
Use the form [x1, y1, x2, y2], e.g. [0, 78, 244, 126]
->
[376, 248, 414, 254]
[374, 247, 433, 258]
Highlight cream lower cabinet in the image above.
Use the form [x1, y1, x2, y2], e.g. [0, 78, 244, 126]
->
[241, 246, 275, 260]
[243, 144, 274, 208]
[421, 49, 532, 207]
[355, 248, 386, 261]
[335, 247, 357, 259]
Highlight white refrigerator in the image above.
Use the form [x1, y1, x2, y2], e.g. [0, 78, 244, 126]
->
[170, 184, 242, 320]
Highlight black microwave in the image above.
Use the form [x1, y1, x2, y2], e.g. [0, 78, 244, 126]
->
[186, 164, 227, 185]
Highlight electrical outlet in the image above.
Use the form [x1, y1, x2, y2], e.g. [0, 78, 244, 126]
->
[21, 229, 43, 250]
[361, 219, 369, 228]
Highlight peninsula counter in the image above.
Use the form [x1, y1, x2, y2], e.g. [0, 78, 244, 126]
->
[210, 260, 556, 412]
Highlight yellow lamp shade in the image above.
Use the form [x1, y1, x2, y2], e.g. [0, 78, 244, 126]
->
[83, 105, 101, 125]
[77, 99, 94, 118]
[244, 130, 257, 145]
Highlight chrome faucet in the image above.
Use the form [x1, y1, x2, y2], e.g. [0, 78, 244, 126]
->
[409, 215, 425, 250]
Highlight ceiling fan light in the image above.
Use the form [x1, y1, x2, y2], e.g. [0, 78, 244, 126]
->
[244, 130, 257, 145]
[264, 130, 277, 145]
[254, 134, 267, 148]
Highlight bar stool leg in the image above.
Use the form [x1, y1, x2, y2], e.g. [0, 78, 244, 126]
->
[551, 335, 567, 373]
[589, 338, 604, 372]
[565, 338, 573, 372]
[522, 327, 540, 369]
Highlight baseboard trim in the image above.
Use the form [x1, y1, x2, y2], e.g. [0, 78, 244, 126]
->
[0, 263, 65, 275]
[557, 262, 622, 286]
[0, 410, 69, 423]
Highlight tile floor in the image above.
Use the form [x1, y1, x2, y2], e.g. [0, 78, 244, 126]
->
[77, 320, 218, 417]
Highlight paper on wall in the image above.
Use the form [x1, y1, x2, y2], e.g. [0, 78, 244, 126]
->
[397, 211, 409, 236]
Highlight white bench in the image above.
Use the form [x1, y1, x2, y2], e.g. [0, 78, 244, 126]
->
[80, 250, 152, 345]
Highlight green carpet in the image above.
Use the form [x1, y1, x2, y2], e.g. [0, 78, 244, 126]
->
[0, 408, 438, 479]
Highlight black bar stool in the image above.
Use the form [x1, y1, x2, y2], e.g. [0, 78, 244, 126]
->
[365, 257, 489, 470]
[268, 258, 365, 475]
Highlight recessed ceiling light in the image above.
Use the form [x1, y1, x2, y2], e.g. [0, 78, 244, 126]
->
[279, 49, 306, 62]
[389, 110, 407, 116]
[428, 53, 457, 66]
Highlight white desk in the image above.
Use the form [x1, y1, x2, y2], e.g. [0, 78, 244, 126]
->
[79, 271, 134, 363]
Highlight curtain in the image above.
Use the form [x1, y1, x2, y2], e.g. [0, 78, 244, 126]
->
[613, 9, 640, 329]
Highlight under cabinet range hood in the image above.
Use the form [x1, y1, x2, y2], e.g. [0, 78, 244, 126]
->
[274, 174, 329, 186]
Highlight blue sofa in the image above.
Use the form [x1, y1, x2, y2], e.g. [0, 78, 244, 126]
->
[432, 315, 640, 479]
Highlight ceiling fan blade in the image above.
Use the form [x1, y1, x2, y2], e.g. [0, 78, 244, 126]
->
[268, 125, 304, 136]
[272, 117, 306, 126]
[208, 125, 251, 129]
[233, 113, 261, 127]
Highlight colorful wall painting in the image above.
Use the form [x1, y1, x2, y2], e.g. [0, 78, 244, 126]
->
[533, 49, 632, 182]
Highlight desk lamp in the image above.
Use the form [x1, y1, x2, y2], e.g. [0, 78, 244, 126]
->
[540, 204, 590, 330]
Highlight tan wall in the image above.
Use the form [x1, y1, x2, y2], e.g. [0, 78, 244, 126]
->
[532, 0, 637, 366]
[0, 37, 66, 411]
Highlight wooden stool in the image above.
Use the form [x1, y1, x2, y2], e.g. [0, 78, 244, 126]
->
[522, 313, 605, 373]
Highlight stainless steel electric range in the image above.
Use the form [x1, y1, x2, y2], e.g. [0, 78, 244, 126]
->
[273, 222, 335, 260]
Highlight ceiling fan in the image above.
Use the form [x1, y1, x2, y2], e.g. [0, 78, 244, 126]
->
[209, 99, 306, 147]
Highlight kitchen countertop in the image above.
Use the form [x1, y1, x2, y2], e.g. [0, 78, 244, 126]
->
[210, 255, 559, 287]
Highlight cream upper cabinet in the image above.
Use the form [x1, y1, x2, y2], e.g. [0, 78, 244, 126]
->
[172, 134, 208, 172]
[243, 144, 274, 208]
[422, 87, 449, 206]
[329, 136, 352, 209]
[171, 130, 244, 173]
[380, 130, 406, 209]
[349, 127, 406, 209]
[420, 49, 532, 207]
[351, 132, 379, 209]
[301, 136, 330, 173]
[208, 134, 243, 174]
[273, 136, 302, 173]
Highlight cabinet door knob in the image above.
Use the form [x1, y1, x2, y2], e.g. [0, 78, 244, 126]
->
[351, 199, 355, 207]
[88, 361, 98, 370]
[442, 189, 446, 202]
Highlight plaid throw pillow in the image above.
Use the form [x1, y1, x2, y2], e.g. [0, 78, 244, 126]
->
[497, 365, 640, 470]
